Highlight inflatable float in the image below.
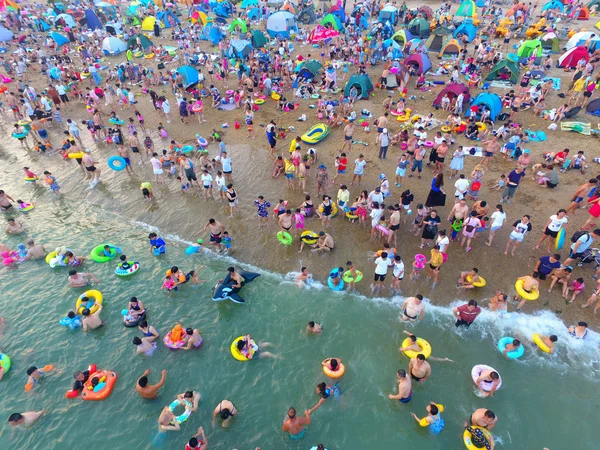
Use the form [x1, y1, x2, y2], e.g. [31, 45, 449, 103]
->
[212, 269, 261, 304]
[81, 370, 117, 401]
[301, 123, 330, 144]
[497, 336, 524, 359]
[471, 364, 502, 392]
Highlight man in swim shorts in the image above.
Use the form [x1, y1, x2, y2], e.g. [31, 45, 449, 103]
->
[388, 369, 412, 403]
[179, 154, 199, 187]
[203, 218, 225, 251]
[82, 148, 101, 181]
[67, 269, 99, 288]
[409, 354, 431, 383]
[470, 408, 497, 430]
[282, 407, 311, 440]
[401, 295, 425, 322]
[0, 190, 15, 211]
[82, 304, 103, 331]
[135, 369, 167, 399]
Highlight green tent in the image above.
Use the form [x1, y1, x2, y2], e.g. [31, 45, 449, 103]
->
[425, 27, 452, 52]
[127, 33, 153, 50]
[485, 59, 520, 84]
[321, 13, 341, 31]
[517, 39, 543, 59]
[541, 33, 559, 53]
[344, 73, 374, 99]
[251, 29, 267, 48]
[408, 17, 431, 38]
[230, 18, 247, 34]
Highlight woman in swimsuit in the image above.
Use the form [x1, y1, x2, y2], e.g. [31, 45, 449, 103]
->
[64, 251, 85, 266]
[225, 184, 239, 218]
[212, 400, 237, 428]
[138, 320, 159, 342]
[128, 297, 146, 319]
[300, 194, 313, 217]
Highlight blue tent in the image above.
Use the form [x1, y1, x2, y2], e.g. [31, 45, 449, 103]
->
[266, 11, 298, 38]
[48, 31, 69, 47]
[471, 93, 502, 120]
[101, 36, 127, 54]
[176, 65, 200, 88]
[382, 38, 403, 59]
[54, 13, 77, 28]
[241, 0, 259, 8]
[200, 23, 223, 44]
[84, 9, 102, 30]
[213, 4, 230, 18]
[542, 0, 564, 12]
[247, 7, 262, 21]
[157, 10, 181, 28]
[378, 5, 398, 25]
[33, 18, 51, 32]
[226, 39, 253, 58]
[475, 0, 486, 6]
[0, 25, 13, 42]
[328, 4, 346, 24]
[454, 20, 477, 42]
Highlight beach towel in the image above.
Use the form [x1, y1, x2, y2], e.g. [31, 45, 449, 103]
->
[560, 121, 591, 136]
[525, 130, 547, 141]
[464, 146, 483, 157]
[490, 80, 514, 89]
[217, 103, 237, 111]
[530, 77, 561, 90]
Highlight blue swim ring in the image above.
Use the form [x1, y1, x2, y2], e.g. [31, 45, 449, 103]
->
[497, 336, 524, 359]
[181, 145, 194, 154]
[107, 155, 126, 171]
[197, 136, 208, 147]
[109, 117, 125, 125]
[328, 268, 344, 291]
[185, 245, 201, 255]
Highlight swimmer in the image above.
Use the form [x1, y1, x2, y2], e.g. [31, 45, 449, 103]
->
[0, 190, 15, 211]
[568, 322, 588, 340]
[401, 295, 425, 322]
[235, 335, 277, 359]
[345, 261, 360, 291]
[136, 369, 167, 399]
[212, 400, 237, 428]
[533, 334, 558, 354]
[295, 266, 313, 287]
[515, 273, 540, 310]
[457, 268, 481, 289]
[138, 320, 160, 342]
[68, 269, 100, 288]
[308, 382, 339, 414]
[7, 410, 45, 427]
[82, 304, 104, 331]
[282, 407, 311, 440]
[186, 427, 208, 450]
[64, 251, 85, 267]
[158, 406, 180, 432]
[5, 218, 24, 235]
[23, 239, 46, 260]
[127, 297, 146, 320]
[409, 354, 431, 383]
[399, 331, 422, 353]
[410, 402, 445, 435]
[502, 339, 521, 358]
[71, 366, 94, 395]
[182, 328, 203, 350]
[322, 358, 343, 377]
[475, 369, 501, 397]
[25, 365, 53, 390]
[176, 391, 201, 413]
[133, 336, 156, 355]
[469, 408, 498, 430]
[307, 321, 323, 334]
[388, 369, 412, 403]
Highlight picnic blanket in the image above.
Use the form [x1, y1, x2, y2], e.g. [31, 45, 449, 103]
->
[560, 121, 591, 136]
[525, 130, 547, 141]
[490, 80, 515, 89]
[530, 77, 561, 91]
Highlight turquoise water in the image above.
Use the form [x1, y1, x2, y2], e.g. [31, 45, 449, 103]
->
[1, 197, 600, 449]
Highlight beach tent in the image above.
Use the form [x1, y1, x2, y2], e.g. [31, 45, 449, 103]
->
[0, 25, 13, 42]
[433, 82, 470, 107]
[471, 93, 502, 120]
[84, 9, 103, 30]
[418, 6, 434, 19]
[327, 4, 346, 24]
[251, 29, 267, 48]
[247, 7, 262, 21]
[485, 59, 519, 84]
[391, 29, 412, 46]
[439, 38, 461, 56]
[229, 18, 247, 33]
[454, 20, 477, 42]
[102, 36, 127, 54]
[576, 6, 590, 20]
[541, 0, 564, 13]
[105, 21, 124, 36]
[344, 73, 374, 99]
[408, 17, 430, 38]
[199, 23, 223, 44]
[295, 59, 323, 79]
[382, 38, 404, 59]
[157, 10, 180, 28]
[404, 52, 432, 74]
[127, 33, 153, 49]
[47, 31, 69, 47]
[456, 0, 477, 18]
[558, 46, 590, 68]
[176, 65, 200, 89]
[281, 2, 297, 14]
[297, 4, 316, 24]
[378, 5, 398, 25]
[384, 63, 409, 88]
[541, 32, 560, 53]
[54, 13, 77, 28]
[189, 10, 210, 25]
[266, 11, 298, 38]
[226, 39, 252, 58]
[32, 18, 51, 32]
[425, 27, 452, 52]
[321, 13, 343, 31]
[213, 4, 230, 18]
[565, 31, 600, 50]
[585, 98, 600, 116]
[517, 39, 542, 60]
[309, 25, 340, 43]
[475, 0, 485, 6]
[141, 16, 163, 31]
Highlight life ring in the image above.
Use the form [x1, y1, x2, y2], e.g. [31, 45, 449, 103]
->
[463, 426, 493, 450]
[191, 103, 203, 113]
[107, 155, 127, 171]
[230, 336, 255, 361]
[322, 363, 345, 378]
[19, 203, 34, 212]
[328, 268, 345, 291]
[311, 93, 320, 99]
[532, 333, 551, 353]
[115, 262, 140, 277]
[497, 336, 524, 359]
[255, 98, 265, 105]
[342, 270, 363, 284]
[45, 249, 71, 266]
[555, 228, 565, 250]
[12, 132, 28, 139]
[197, 136, 208, 147]
[277, 231, 293, 246]
[318, 201, 338, 217]
[144, 53, 155, 59]
[163, 331, 186, 349]
[0, 352, 11, 375]
[168, 399, 192, 424]
[133, 51, 143, 58]
[24, 176, 38, 183]
[471, 364, 502, 391]
[76, 290, 103, 315]
[466, 275, 486, 287]
[181, 145, 195, 154]
[396, 114, 411, 122]
[109, 118, 125, 125]
[81, 370, 117, 401]
[441, 125, 451, 132]
[271, 92, 281, 100]
[515, 279, 539, 300]
[60, 315, 82, 329]
[423, 140, 434, 148]
[401, 337, 432, 359]
[226, 89, 234, 96]
[345, 210, 358, 220]
[68, 152, 85, 159]
[89, 244, 120, 263]
[301, 230, 318, 244]
[476, 122, 487, 132]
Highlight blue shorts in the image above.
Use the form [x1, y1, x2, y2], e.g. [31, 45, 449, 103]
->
[286, 173, 294, 180]
[399, 390, 412, 403]
[396, 167, 406, 176]
[337, 169, 346, 174]
[345, 135, 352, 141]
[123, 157, 131, 167]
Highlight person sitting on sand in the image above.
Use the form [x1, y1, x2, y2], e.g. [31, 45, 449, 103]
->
[457, 268, 481, 289]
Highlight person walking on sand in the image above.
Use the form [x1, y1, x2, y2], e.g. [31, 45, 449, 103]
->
[505, 215, 532, 256]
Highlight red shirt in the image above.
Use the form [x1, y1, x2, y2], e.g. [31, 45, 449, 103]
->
[339, 157, 347, 171]
[456, 304, 481, 324]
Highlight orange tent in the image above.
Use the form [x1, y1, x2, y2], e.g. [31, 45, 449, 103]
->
[577, 6, 590, 20]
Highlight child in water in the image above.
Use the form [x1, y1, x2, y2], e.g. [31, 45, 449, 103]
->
[148, 232, 166, 255]
[221, 232, 232, 252]
[118, 254, 132, 271]
[16, 200, 33, 211]
[161, 275, 176, 291]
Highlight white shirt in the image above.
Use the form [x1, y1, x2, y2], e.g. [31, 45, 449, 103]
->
[454, 178, 470, 198]
[436, 235, 450, 253]
[215, 175, 226, 189]
[220, 156, 232, 172]
[368, 191, 384, 206]
[354, 159, 366, 175]
[162, 99, 171, 113]
[201, 173, 213, 187]
[370, 208, 383, 227]
[393, 260, 405, 278]
[547, 214, 568, 232]
[375, 257, 390, 275]
[491, 211, 507, 228]
[150, 157, 162, 171]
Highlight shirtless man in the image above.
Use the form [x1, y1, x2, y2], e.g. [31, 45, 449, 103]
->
[489, 290, 508, 312]
[341, 120, 355, 153]
[5, 218, 24, 234]
[129, 132, 144, 165]
[67, 269, 99, 288]
[481, 136, 501, 169]
[117, 145, 134, 174]
[388, 205, 401, 246]
[474, 368, 501, 397]
[409, 354, 431, 384]
[82, 304, 103, 331]
[515, 273, 540, 310]
[223, 266, 244, 289]
[375, 112, 388, 143]
[8, 410, 45, 427]
[25, 239, 46, 260]
[447, 199, 469, 237]
[533, 334, 558, 353]
[401, 294, 425, 322]
[434, 140, 448, 175]
[279, 209, 293, 234]
[399, 331, 422, 353]
[388, 369, 412, 403]
[136, 369, 167, 399]
[304, 231, 334, 254]
[67, 143, 87, 174]
[457, 268, 481, 289]
[203, 218, 225, 251]
[82, 149, 101, 181]
[471, 200, 489, 220]
[0, 190, 15, 212]
[470, 408, 498, 430]
[183, 328, 203, 350]
[282, 407, 311, 439]
[565, 179, 598, 215]
[212, 399, 237, 428]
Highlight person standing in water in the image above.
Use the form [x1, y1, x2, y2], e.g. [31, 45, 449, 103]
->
[135, 369, 167, 399]
[282, 407, 311, 440]
[388, 369, 412, 403]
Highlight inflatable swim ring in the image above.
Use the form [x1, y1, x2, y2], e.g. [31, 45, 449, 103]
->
[318, 201, 338, 218]
[12, 131, 28, 139]
[401, 337, 432, 359]
[255, 98, 265, 105]
[123, 310, 146, 328]
[515, 279, 539, 300]
[328, 268, 345, 291]
[301, 230, 318, 245]
[532, 333, 551, 353]
[463, 426, 493, 450]
[191, 103, 203, 113]
[476, 122, 487, 132]
[66, 364, 97, 398]
[168, 399, 192, 424]
[90, 244, 120, 263]
[59, 315, 82, 330]
[19, 203, 34, 212]
[301, 123, 331, 144]
[0, 352, 11, 375]
[497, 336, 524, 359]
[345, 209, 358, 220]
[45, 250, 68, 267]
[107, 155, 127, 171]
[76, 290, 103, 315]
[230, 336, 255, 361]
[441, 125, 451, 133]
[271, 92, 281, 100]
[423, 140, 434, 148]
[163, 331, 187, 349]
[144, 53, 155, 59]
[466, 275, 486, 287]
[196, 136, 208, 147]
[555, 228, 565, 251]
[109, 117, 125, 125]
[471, 365, 502, 392]
[24, 176, 38, 183]
[181, 145, 194, 154]
[342, 270, 363, 284]
[277, 231, 293, 246]
[81, 370, 117, 401]
[411, 115, 421, 124]
[68, 152, 85, 159]
[115, 261, 140, 277]
[323, 363, 345, 378]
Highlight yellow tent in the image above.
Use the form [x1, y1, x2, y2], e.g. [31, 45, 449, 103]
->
[141, 16, 164, 31]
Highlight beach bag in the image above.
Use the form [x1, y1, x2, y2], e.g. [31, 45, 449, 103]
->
[471, 180, 481, 191]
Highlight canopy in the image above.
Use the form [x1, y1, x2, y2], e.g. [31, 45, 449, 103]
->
[408, 17, 430, 38]
[309, 25, 340, 43]
[456, 0, 477, 17]
[485, 59, 520, 84]
[433, 83, 470, 106]
[344, 73, 374, 99]
[141, 16, 163, 31]
[558, 46, 590, 68]
[127, 33, 153, 50]
[404, 53, 432, 74]
[391, 29, 412, 46]
[157, 10, 180, 28]
[176, 65, 200, 88]
[0, 25, 13, 42]
[102, 36, 127, 54]
[226, 39, 253, 58]
[471, 93, 502, 120]
[230, 18, 247, 33]
[48, 31, 69, 47]
[266, 11, 298, 38]
[425, 27, 452, 52]
[517, 39, 542, 60]
[84, 9, 102, 30]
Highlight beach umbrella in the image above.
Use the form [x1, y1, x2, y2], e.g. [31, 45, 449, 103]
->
[308, 25, 340, 43]
[456, 0, 477, 18]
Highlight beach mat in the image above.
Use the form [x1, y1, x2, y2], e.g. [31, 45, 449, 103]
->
[530, 77, 561, 90]
[560, 121, 591, 136]
[464, 146, 483, 157]
[525, 130, 547, 141]
[490, 80, 514, 89]
[217, 103, 237, 111]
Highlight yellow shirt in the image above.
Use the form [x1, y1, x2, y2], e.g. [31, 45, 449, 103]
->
[430, 250, 443, 268]
[140, 182, 152, 190]
[289, 138, 299, 153]
[573, 78, 586, 92]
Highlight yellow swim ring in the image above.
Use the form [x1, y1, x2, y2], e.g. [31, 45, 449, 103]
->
[401, 337, 432, 359]
[255, 98, 265, 105]
[323, 363, 345, 378]
[301, 230, 318, 245]
[230, 336, 254, 362]
[466, 275, 486, 288]
[441, 125, 451, 133]
[411, 115, 421, 124]
[144, 53, 155, 59]
[75, 290, 103, 315]
[45, 251, 57, 264]
[515, 279, 539, 300]
[476, 122, 487, 132]
[318, 202, 338, 218]
[532, 333, 551, 353]
[463, 426, 493, 450]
